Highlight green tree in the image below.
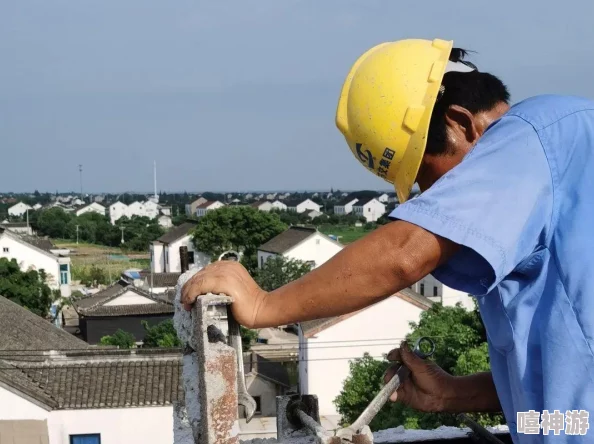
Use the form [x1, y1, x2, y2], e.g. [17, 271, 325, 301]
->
[0, 257, 60, 317]
[99, 329, 136, 348]
[142, 319, 183, 347]
[192, 206, 286, 271]
[254, 256, 312, 292]
[241, 326, 258, 352]
[334, 303, 505, 430]
[36, 207, 74, 239]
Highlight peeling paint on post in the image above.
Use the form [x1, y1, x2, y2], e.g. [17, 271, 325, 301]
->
[192, 294, 240, 444]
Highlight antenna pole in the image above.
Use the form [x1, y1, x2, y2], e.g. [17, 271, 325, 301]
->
[78, 164, 83, 200]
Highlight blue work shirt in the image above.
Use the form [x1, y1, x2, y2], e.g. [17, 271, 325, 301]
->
[390, 95, 594, 443]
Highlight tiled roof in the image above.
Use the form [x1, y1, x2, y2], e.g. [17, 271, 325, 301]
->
[156, 222, 197, 244]
[138, 270, 181, 288]
[0, 350, 183, 410]
[301, 289, 433, 337]
[16, 234, 56, 252]
[353, 196, 378, 207]
[0, 222, 28, 228]
[74, 281, 174, 317]
[0, 296, 90, 351]
[258, 226, 317, 254]
[243, 352, 290, 388]
[335, 197, 358, 206]
[196, 200, 219, 209]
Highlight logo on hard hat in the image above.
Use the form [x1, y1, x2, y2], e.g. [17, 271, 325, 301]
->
[355, 143, 375, 170]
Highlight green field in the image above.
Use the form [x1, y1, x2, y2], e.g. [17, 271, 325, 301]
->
[55, 241, 150, 283]
[318, 225, 374, 244]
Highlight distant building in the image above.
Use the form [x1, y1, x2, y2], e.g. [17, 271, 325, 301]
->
[0, 228, 71, 296]
[151, 222, 210, 273]
[32, 203, 43, 210]
[411, 275, 476, 311]
[377, 193, 389, 203]
[307, 210, 323, 219]
[286, 199, 321, 214]
[75, 202, 106, 217]
[257, 226, 342, 270]
[333, 197, 358, 215]
[0, 295, 182, 444]
[109, 201, 129, 224]
[73, 280, 175, 345]
[8, 202, 32, 217]
[195, 200, 224, 217]
[0, 222, 33, 236]
[185, 197, 207, 217]
[251, 200, 287, 212]
[158, 215, 173, 228]
[353, 197, 386, 222]
[299, 289, 433, 418]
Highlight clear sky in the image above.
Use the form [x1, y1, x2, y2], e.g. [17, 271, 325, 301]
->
[1, 0, 594, 193]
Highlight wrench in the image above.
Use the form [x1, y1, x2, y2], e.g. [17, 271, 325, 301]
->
[227, 306, 257, 423]
[336, 337, 436, 441]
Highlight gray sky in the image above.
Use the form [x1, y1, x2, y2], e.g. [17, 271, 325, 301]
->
[1, 0, 593, 193]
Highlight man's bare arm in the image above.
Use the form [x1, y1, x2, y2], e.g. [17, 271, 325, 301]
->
[252, 220, 460, 328]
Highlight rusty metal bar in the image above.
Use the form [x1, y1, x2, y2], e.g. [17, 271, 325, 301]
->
[191, 294, 239, 444]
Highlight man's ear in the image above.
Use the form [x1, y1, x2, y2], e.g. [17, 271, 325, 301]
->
[444, 105, 480, 145]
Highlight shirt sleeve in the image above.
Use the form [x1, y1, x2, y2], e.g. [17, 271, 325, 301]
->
[390, 115, 553, 296]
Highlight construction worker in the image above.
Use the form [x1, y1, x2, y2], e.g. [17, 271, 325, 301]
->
[182, 39, 594, 443]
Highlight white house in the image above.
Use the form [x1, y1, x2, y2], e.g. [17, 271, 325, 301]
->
[353, 197, 386, 222]
[0, 222, 34, 235]
[0, 296, 180, 444]
[33, 203, 43, 210]
[257, 226, 342, 270]
[8, 202, 33, 217]
[333, 198, 358, 215]
[411, 274, 476, 311]
[158, 215, 173, 228]
[251, 200, 287, 212]
[75, 202, 106, 217]
[251, 201, 274, 212]
[377, 193, 389, 203]
[298, 289, 433, 418]
[287, 199, 321, 214]
[151, 222, 210, 273]
[0, 228, 71, 297]
[109, 201, 128, 224]
[184, 197, 207, 217]
[307, 210, 323, 219]
[195, 200, 224, 217]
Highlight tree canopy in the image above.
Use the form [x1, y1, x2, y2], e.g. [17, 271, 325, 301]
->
[0, 257, 59, 318]
[254, 256, 312, 292]
[32, 208, 164, 251]
[99, 329, 136, 348]
[192, 206, 286, 269]
[334, 303, 505, 430]
[142, 319, 182, 348]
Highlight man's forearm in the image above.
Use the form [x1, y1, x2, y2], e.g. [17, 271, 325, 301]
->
[442, 372, 502, 413]
[253, 221, 459, 328]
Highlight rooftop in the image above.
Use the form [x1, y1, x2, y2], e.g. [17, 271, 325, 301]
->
[258, 226, 318, 254]
[0, 349, 183, 410]
[74, 281, 174, 317]
[353, 196, 379, 207]
[138, 270, 181, 288]
[243, 352, 290, 388]
[0, 296, 89, 351]
[155, 222, 197, 245]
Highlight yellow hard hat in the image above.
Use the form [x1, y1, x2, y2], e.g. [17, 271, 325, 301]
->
[336, 38, 454, 203]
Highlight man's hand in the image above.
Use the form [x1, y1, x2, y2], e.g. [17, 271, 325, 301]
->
[181, 261, 267, 328]
[384, 341, 456, 412]
[385, 341, 503, 414]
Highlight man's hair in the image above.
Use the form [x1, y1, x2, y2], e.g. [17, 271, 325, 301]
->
[425, 48, 511, 155]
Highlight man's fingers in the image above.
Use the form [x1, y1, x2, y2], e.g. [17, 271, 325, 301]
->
[387, 348, 401, 362]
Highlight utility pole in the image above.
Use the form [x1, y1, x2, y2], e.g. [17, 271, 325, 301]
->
[26, 209, 29, 229]
[78, 164, 83, 201]
[75, 225, 79, 245]
[120, 226, 125, 244]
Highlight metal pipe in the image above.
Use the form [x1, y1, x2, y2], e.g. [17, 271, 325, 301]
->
[458, 414, 506, 444]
